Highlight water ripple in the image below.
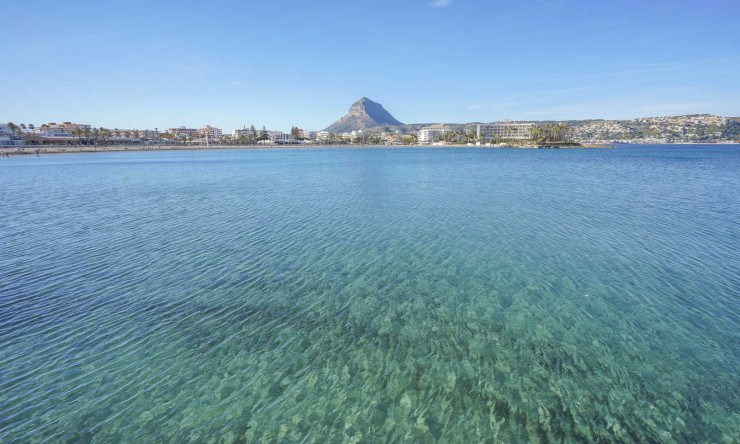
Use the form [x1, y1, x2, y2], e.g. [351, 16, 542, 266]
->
[0, 146, 738, 442]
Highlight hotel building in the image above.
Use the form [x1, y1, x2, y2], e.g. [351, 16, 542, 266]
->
[417, 124, 449, 144]
[473, 121, 536, 141]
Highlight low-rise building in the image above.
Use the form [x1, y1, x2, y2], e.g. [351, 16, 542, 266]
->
[106, 129, 139, 143]
[381, 131, 404, 144]
[20, 122, 94, 144]
[39, 122, 91, 137]
[300, 129, 316, 140]
[337, 132, 353, 142]
[233, 127, 256, 139]
[138, 129, 160, 141]
[267, 131, 291, 143]
[167, 127, 199, 139]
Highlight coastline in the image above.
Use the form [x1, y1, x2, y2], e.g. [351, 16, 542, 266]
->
[1, 142, 613, 156]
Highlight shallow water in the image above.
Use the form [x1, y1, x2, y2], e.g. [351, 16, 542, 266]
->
[1, 145, 738, 443]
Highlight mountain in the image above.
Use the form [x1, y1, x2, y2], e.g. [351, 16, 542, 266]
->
[324, 97, 403, 133]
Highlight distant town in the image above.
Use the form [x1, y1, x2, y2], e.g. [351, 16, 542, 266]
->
[3, 99, 739, 151]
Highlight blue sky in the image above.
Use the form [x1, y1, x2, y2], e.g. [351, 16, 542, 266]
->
[3, 0, 739, 131]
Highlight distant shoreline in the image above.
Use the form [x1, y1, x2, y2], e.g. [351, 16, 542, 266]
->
[10, 141, 740, 158]
[17, 140, 740, 156]
[0, 142, 619, 156]
[7, 142, 740, 157]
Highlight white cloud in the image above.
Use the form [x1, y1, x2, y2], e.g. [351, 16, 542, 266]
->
[430, 0, 453, 8]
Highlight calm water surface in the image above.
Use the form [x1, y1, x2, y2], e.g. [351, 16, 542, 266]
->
[1, 146, 738, 442]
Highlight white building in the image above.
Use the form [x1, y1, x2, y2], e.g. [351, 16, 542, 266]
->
[267, 131, 291, 143]
[316, 131, 334, 142]
[231, 128, 291, 143]
[348, 130, 365, 141]
[139, 129, 160, 140]
[199, 125, 222, 139]
[417, 124, 448, 144]
[39, 122, 91, 137]
[474, 121, 536, 141]
[167, 127, 199, 139]
[0, 123, 13, 145]
[300, 129, 316, 140]
[233, 127, 255, 138]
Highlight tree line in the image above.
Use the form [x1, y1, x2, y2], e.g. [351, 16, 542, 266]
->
[529, 123, 572, 143]
[70, 127, 111, 146]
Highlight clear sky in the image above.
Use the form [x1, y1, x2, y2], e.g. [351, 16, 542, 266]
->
[3, 0, 739, 132]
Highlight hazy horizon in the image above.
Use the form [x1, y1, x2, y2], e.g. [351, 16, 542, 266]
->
[3, 0, 739, 131]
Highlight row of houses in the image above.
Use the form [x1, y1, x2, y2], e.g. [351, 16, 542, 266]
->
[0, 122, 230, 145]
[232, 127, 295, 143]
[167, 126, 223, 140]
[2, 121, 316, 146]
[3, 120, 541, 147]
[230, 128, 368, 144]
[1, 122, 92, 145]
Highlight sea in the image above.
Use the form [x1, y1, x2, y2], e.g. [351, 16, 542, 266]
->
[1, 145, 738, 443]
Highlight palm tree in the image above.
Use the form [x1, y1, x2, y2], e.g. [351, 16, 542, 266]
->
[529, 126, 542, 142]
[72, 127, 83, 146]
[92, 128, 100, 146]
[553, 123, 569, 142]
[99, 128, 110, 147]
[541, 124, 550, 141]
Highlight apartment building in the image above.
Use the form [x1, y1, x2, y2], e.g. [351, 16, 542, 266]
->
[199, 125, 223, 139]
[417, 124, 448, 143]
[474, 121, 536, 141]
[167, 127, 199, 139]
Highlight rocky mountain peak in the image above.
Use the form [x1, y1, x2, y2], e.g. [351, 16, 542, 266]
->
[324, 98, 403, 133]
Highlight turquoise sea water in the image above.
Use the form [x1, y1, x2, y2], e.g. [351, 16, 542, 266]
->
[1, 145, 738, 443]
